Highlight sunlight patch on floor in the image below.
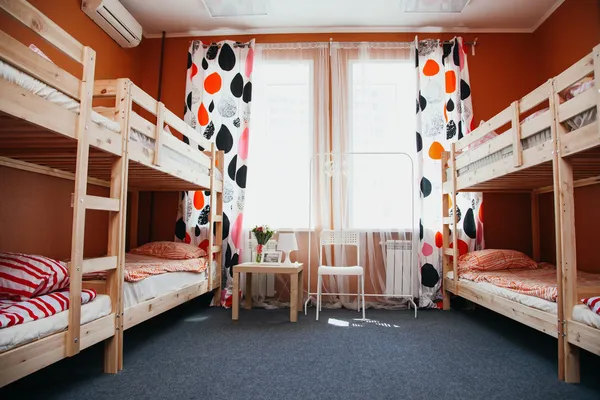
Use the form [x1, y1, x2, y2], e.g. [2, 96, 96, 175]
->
[184, 315, 210, 322]
[327, 317, 401, 328]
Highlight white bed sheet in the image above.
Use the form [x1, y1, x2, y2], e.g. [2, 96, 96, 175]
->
[0, 294, 111, 353]
[123, 260, 216, 309]
[0, 60, 121, 132]
[447, 272, 600, 329]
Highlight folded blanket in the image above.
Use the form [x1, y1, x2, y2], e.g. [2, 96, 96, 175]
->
[0, 289, 96, 328]
[84, 253, 208, 283]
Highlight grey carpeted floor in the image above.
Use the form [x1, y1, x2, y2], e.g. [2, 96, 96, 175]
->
[2, 295, 600, 400]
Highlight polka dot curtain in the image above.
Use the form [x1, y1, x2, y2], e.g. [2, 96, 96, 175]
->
[176, 40, 255, 304]
[415, 37, 484, 308]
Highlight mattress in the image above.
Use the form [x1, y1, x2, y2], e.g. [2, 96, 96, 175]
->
[123, 259, 216, 308]
[129, 128, 222, 180]
[446, 272, 600, 329]
[457, 128, 552, 176]
[0, 59, 121, 132]
[457, 82, 598, 177]
[124, 270, 207, 308]
[0, 294, 111, 352]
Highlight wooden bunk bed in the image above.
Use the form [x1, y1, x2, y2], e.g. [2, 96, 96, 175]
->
[441, 43, 600, 383]
[440, 77, 565, 377]
[0, 0, 126, 387]
[553, 44, 600, 383]
[87, 79, 224, 370]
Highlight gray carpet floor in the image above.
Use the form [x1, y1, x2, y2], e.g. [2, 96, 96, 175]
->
[1, 296, 600, 400]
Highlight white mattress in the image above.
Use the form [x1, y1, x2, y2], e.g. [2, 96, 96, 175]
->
[0, 294, 112, 352]
[0, 59, 122, 132]
[446, 272, 600, 329]
[123, 260, 216, 309]
[129, 128, 223, 180]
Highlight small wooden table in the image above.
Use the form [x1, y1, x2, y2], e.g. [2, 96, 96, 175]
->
[232, 262, 304, 322]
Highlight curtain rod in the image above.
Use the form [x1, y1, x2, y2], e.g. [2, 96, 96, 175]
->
[199, 37, 479, 48]
[200, 37, 479, 55]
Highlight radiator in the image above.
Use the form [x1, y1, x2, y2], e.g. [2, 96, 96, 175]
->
[383, 240, 414, 297]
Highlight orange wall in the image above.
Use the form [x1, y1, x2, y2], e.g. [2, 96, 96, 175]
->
[533, 0, 600, 83]
[0, 0, 142, 259]
[485, 0, 600, 272]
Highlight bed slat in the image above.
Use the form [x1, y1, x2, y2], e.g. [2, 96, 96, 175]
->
[0, 0, 84, 64]
[0, 30, 80, 100]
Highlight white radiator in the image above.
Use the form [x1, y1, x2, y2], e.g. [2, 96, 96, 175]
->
[383, 240, 413, 297]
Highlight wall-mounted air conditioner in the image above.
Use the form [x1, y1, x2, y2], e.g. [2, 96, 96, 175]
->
[82, 0, 142, 48]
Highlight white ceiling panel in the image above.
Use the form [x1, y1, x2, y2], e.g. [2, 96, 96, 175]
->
[119, 0, 565, 37]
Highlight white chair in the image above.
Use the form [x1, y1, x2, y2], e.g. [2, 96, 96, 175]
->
[317, 230, 365, 321]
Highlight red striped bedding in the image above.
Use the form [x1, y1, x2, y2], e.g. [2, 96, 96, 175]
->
[84, 253, 208, 282]
[0, 289, 96, 328]
[0, 252, 70, 300]
[459, 263, 600, 302]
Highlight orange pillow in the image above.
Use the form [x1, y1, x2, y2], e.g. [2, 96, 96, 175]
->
[457, 249, 537, 275]
[130, 241, 206, 260]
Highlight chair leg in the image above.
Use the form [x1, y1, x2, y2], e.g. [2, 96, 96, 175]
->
[361, 274, 365, 320]
[357, 275, 361, 312]
[316, 274, 322, 321]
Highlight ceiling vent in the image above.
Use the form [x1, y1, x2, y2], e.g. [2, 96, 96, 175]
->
[402, 0, 470, 13]
[202, 0, 268, 18]
[82, 0, 143, 48]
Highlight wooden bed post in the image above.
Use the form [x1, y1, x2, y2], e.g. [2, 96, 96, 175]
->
[441, 151, 451, 310]
[66, 46, 96, 357]
[552, 78, 581, 383]
[129, 190, 139, 250]
[450, 143, 458, 288]
[208, 145, 224, 305]
[511, 100, 523, 168]
[531, 191, 540, 262]
[104, 78, 131, 373]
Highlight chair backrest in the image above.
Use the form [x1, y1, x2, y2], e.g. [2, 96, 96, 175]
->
[319, 230, 359, 266]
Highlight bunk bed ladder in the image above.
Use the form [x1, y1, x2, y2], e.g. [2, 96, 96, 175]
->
[67, 71, 129, 374]
[207, 144, 224, 305]
[441, 145, 458, 310]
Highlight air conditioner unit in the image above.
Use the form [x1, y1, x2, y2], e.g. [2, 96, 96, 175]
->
[82, 0, 142, 48]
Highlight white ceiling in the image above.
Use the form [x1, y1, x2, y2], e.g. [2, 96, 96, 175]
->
[120, 0, 565, 38]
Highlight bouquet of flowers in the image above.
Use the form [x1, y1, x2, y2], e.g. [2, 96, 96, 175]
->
[251, 225, 275, 263]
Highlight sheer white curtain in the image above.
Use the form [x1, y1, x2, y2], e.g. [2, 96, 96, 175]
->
[241, 43, 330, 306]
[323, 42, 418, 309]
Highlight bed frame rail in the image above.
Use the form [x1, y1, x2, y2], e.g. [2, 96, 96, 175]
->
[554, 44, 600, 384]
[447, 80, 555, 191]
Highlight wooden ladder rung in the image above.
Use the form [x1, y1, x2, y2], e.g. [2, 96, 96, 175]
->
[443, 249, 456, 256]
[74, 256, 118, 274]
[443, 217, 455, 225]
[213, 215, 223, 222]
[211, 245, 221, 254]
[442, 181, 453, 194]
[84, 195, 120, 212]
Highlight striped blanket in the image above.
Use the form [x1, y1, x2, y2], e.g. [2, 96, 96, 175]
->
[0, 289, 96, 328]
[460, 263, 600, 302]
[84, 253, 208, 283]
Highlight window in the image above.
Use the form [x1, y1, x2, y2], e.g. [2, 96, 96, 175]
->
[348, 61, 416, 230]
[243, 61, 313, 230]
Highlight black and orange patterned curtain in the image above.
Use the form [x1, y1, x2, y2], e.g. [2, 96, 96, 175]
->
[176, 40, 255, 305]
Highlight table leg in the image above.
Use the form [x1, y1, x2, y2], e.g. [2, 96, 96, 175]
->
[244, 272, 253, 310]
[298, 269, 304, 313]
[232, 271, 239, 321]
[290, 272, 298, 322]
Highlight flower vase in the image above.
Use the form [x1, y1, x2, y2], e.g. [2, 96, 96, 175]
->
[255, 244, 263, 263]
